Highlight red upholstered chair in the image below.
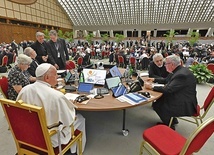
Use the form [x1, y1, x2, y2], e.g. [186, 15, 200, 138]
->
[118, 56, 125, 68]
[90, 50, 96, 59]
[0, 76, 8, 99]
[1, 55, 8, 66]
[169, 87, 214, 127]
[0, 98, 82, 155]
[77, 57, 83, 67]
[139, 117, 214, 155]
[66, 61, 76, 70]
[207, 63, 214, 74]
[129, 57, 136, 69]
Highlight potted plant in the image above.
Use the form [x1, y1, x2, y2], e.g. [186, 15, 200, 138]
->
[189, 63, 213, 83]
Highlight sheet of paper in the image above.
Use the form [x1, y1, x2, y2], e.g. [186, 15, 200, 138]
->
[64, 93, 79, 100]
[140, 72, 149, 77]
[57, 70, 66, 74]
[152, 83, 164, 87]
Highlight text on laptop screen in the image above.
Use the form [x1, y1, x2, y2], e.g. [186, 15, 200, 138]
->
[109, 66, 122, 78]
[82, 69, 107, 85]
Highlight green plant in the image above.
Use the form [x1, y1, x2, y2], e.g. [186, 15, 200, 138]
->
[101, 33, 109, 43]
[115, 33, 125, 44]
[85, 33, 94, 44]
[43, 29, 50, 40]
[188, 31, 200, 46]
[163, 30, 178, 44]
[64, 31, 74, 42]
[57, 30, 64, 38]
[189, 64, 213, 83]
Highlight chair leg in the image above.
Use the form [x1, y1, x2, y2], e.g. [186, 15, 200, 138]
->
[168, 117, 174, 127]
[78, 135, 82, 155]
[139, 141, 144, 155]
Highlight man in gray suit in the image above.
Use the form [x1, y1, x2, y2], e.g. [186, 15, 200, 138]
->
[145, 55, 198, 129]
[47, 30, 69, 70]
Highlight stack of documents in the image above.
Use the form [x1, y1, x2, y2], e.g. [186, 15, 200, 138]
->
[117, 93, 148, 105]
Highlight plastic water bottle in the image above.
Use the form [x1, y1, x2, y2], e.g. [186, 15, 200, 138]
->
[124, 65, 130, 81]
[79, 71, 84, 83]
[74, 69, 79, 87]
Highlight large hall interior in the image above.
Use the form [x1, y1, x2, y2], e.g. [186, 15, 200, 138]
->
[0, 0, 214, 155]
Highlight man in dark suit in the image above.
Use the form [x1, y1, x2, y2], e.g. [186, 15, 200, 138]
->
[145, 55, 198, 129]
[47, 30, 69, 70]
[23, 47, 39, 77]
[30, 32, 54, 65]
[149, 53, 169, 78]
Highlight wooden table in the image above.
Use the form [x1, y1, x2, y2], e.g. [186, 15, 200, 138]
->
[74, 86, 162, 136]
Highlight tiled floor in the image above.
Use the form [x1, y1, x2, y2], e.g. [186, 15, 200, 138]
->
[0, 56, 214, 155]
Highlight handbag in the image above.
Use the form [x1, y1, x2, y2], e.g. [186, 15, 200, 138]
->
[111, 83, 127, 98]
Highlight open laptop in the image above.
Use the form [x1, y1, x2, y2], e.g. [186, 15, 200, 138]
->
[64, 71, 74, 84]
[109, 66, 123, 78]
[82, 68, 107, 85]
[77, 82, 94, 94]
[105, 76, 121, 89]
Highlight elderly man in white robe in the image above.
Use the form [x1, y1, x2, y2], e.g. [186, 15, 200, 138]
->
[16, 63, 86, 155]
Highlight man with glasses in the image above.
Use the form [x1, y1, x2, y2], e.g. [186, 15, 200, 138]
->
[145, 55, 198, 130]
[148, 53, 169, 78]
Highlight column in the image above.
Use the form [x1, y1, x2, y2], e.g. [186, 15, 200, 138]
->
[123, 30, 127, 38]
[110, 30, 114, 37]
[153, 29, 157, 37]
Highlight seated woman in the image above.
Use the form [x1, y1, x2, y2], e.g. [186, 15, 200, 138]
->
[8, 54, 34, 100]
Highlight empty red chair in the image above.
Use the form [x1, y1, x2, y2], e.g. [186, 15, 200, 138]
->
[207, 63, 214, 74]
[118, 56, 125, 68]
[66, 61, 76, 70]
[77, 57, 83, 66]
[140, 117, 214, 155]
[129, 57, 136, 69]
[0, 76, 8, 98]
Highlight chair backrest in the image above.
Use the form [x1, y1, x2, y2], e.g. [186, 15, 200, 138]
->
[130, 57, 136, 64]
[1, 55, 8, 66]
[66, 61, 76, 70]
[77, 57, 83, 65]
[0, 76, 8, 98]
[0, 98, 54, 154]
[207, 63, 214, 74]
[118, 56, 124, 63]
[203, 87, 214, 112]
[180, 117, 214, 155]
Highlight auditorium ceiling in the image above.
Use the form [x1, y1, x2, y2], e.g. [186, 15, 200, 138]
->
[57, 0, 214, 30]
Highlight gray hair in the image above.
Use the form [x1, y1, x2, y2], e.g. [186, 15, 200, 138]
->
[17, 54, 32, 65]
[49, 30, 58, 36]
[153, 53, 163, 61]
[36, 32, 44, 37]
[24, 47, 34, 56]
[166, 55, 181, 67]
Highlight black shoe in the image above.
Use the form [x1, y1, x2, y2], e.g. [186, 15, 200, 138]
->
[170, 124, 176, 130]
[65, 150, 77, 155]
[173, 118, 179, 124]
[156, 122, 166, 125]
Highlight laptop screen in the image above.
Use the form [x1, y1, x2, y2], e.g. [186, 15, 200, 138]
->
[77, 82, 94, 94]
[64, 71, 72, 83]
[106, 76, 121, 89]
[109, 66, 122, 78]
[82, 68, 107, 85]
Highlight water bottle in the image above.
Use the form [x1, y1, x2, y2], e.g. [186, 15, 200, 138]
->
[124, 65, 130, 81]
[79, 71, 84, 83]
[74, 69, 79, 87]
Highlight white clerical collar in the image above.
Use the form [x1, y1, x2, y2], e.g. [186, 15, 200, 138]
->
[36, 80, 51, 87]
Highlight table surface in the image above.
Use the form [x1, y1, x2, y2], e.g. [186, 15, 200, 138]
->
[74, 87, 162, 111]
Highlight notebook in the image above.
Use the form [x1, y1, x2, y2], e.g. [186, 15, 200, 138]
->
[109, 66, 122, 78]
[82, 68, 107, 85]
[77, 83, 94, 94]
[105, 76, 121, 89]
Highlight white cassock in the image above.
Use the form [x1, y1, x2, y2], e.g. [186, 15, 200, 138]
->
[16, 80, 86, 153]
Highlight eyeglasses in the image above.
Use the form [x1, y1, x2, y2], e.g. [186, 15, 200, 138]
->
[165, 62, 172, 66]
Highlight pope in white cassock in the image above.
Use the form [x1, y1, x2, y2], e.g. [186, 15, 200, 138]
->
[16, 63, 86, 154]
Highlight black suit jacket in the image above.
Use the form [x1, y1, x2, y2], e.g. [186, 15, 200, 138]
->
[47, 38, 69, 69]
[27, 59, 39, 77]
[153, 66, 198, 116]
[30, 41, 54, 64]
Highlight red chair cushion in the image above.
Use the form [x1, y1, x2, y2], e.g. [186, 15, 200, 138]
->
[143, 125, 186, 155]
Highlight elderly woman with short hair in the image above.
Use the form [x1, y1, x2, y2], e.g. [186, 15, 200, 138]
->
[8, 54, 35, 100]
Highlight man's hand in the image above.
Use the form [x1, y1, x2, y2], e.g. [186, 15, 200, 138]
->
[144, 82, 153, 90]
[54, 64, 59, 69]
[42, 55, 48, 62]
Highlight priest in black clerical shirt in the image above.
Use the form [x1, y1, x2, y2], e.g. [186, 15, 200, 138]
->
[149, 53, 169, 78]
